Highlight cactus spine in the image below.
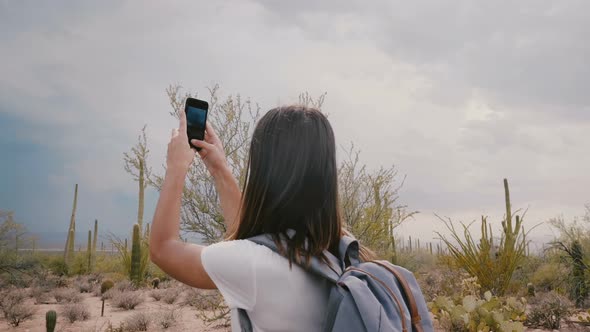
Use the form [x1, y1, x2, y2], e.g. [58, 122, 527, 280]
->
[130, 223, 141, 284]
[46, 310, 57, 332]
[64, 184, 78, 267]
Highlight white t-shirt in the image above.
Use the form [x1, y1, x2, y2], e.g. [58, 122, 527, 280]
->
[201, 240, 331, 332]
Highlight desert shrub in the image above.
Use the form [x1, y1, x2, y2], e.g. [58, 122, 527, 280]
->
[102, 289, 116, 300]
[150, 289, 164, 301]
[396, 250, 437, 273]
[111, 290, 144, 310]
[429, 291, 526, 332]
[162, 288, 181, 304]
[92, 284, 102, 297]
[531, 262, 568, 292]
[418, 266, 469, 302]
[157, 309, 179, 329]
[48, 256, 69, 276]
[30, 286, 53, 304]
[0, 288, 36, 327]
[184, 288, 230, 326]
[61, 303, 91, 323]
[53, 288, 83, 303]
[525, 291, 573, 329]
[75, 278, 94, 293]
[123, 312, 151, 331]
[115, 280, 136, 292]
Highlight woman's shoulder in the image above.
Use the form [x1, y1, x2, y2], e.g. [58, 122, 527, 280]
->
[202, 239, 275, 263]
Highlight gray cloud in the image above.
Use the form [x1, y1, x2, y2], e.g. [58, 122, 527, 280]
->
[1, 0, 588, 240]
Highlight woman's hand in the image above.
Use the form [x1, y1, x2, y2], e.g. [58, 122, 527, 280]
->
[192, 122, 230, 178]
[166, 110, 196, 174]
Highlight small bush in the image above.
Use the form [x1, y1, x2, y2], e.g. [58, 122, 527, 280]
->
[3, 303, 36, 327]
[111, 291, 144, 310]
[123, 312, 151, 331]
[102, 288, 116, 300]
[0, 288, 36, 327]
[31, 286, 53, 304]
[48, 257, 69, 276]
[151, 288, 181, 304]
[115, 280, 136, 292]
[78, 281, 94, 293]
[150, 289, 164, 301]
[525, 291, 573, 329]
[54, 288, 83, 303]
[531, 262, 567, 292]
[183, 288, 225, 310]
[157, 309, 179, 329]
[61, 303, 91, 323]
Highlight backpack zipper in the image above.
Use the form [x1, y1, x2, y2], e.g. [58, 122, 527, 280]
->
[345, 267, 408, 332]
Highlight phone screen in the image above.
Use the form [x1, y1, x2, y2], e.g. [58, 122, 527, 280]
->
[185, 99, 208, 150]
[187, 105, 207, 132]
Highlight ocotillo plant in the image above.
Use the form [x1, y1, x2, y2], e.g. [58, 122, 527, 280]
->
[87, 230, 92, 273]
[130, 223, 141, 284]
[437, 178, 528, 296]
[46, 310, 57, 332]
[63, 184, 78, 267]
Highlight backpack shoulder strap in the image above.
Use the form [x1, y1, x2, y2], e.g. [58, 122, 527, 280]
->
[246, 233, 342, 283]
[372, 261, 423, 332]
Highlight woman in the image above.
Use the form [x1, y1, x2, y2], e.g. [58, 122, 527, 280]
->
[150, 105, 358, 331]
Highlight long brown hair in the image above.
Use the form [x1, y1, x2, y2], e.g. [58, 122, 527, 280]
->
[228, 105, 343, 266]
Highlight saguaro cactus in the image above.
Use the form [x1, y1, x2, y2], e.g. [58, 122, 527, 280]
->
[92, 219, 98, 267]
[66, 229, 75, 268]
[87, 230, 92, 272]
[46, 310, 57, 332]
[63, 184, 78, 267]
[130, 223, 141, 284]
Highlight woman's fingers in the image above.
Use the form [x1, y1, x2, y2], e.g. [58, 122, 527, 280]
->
[205, 122, 218, 139]
[171, 128, 179, 138]
[191, 139, 215, 151]
[179, 109, 187, 133]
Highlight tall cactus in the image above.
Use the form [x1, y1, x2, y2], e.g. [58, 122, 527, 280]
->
[66, 228, 75, 268]
[46, 310, 57, 332]
[64, 184, 78, 266]
[138, 159, 145, 232]
[92, 219, 98, 268]
[87, 230, 92, 273]
[130, 223, 141, 284]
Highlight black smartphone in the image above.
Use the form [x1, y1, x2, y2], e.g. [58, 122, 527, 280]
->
[184, 98, 209, 151]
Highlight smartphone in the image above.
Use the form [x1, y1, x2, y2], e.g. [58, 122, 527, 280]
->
[184, 98, 209, 151]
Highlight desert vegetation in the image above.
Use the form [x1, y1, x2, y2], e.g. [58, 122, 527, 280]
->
[2, 86, 590, 331]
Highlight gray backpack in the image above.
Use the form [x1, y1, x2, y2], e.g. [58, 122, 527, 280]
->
[238, 234, 434, 332]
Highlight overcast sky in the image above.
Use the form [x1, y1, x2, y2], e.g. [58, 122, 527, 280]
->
[1, 1, 588, 248]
